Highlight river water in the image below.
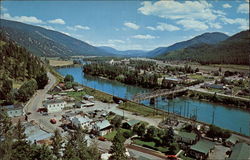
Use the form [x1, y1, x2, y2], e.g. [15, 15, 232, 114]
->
[57, 67, 250, 136]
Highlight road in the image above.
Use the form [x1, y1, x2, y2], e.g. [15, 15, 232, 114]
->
[24, 72, 58, 133]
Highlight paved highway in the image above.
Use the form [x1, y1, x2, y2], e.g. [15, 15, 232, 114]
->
[24, 72, 58, 133]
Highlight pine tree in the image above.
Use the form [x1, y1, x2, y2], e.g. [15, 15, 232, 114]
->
[51, 129, 64, 159]
[110, 129, 127, 160]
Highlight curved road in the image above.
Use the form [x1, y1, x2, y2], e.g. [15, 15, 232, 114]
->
[24, 72, 58, 133]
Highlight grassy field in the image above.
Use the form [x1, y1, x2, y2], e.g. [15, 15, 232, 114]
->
[133, 139, 168, 153]
[49, 59, 73, 67]
[118, 101, 163, 117]
[104, 128, 131, 141]
[13, 81, 24, 89]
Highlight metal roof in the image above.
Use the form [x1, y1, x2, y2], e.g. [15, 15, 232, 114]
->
[96, 120, 111, 130]
[190, 139, 215, 154]
[228, 143, 250, 160]
[225, 135, 239, 145]
[175, 131, 197, 141]
[44, 99, 65, 104]
[1, 104, 23, 111]
[126, 119, 140, 127]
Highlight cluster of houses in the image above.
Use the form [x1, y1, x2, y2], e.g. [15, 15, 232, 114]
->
[173, 129, 250, 160]
[41, 93, 95, 114]
[61, 109, 112, 136]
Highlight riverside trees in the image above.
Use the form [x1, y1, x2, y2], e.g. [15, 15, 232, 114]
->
[83, 63, 160, 89]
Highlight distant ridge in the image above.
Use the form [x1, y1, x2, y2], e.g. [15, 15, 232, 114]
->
[157, 30, 250, 65]
[0, 19, 114, 57]
[146, 32, 229, 57]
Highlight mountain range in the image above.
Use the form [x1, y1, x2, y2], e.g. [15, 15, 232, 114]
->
[0, 19, 114, 57]
[146, 32, 229, 57]
[157, 30, 250, 65]
[0, 19, 249, 65]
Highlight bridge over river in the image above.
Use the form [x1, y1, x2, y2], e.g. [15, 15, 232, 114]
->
[132, 88, 188, 102]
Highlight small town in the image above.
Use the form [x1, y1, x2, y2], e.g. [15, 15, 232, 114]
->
[0, 0, 250, 160]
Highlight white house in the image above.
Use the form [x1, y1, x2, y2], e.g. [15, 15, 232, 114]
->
[71, 115, 92, 131]
[43, 99, 66, 113]
[93, 120, 112, 136]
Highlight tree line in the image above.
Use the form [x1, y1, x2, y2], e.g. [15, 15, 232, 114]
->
[0, 33, 48, 105]
[83, 63, 161, 88]
[0, 112, 101, 160]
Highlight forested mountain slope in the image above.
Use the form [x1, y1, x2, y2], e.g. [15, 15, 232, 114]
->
[0, 19, 113, 57]
[157, 30, 250, 65]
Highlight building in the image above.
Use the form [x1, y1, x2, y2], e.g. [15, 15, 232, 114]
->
[73, 86, 84, 92]
[228, 143, 250, 160]
[83, 95, 94, 101]
[43, 99, 66, 113]
[201, 83, 225, 90]
[0, 104, 24, 118]
[24, 122, 53, 143]
[71, 115, 92, 131]
[93, 120, 112, 136]
[189, 139, 215, 159]
[225, 135, 239, 147]
[175, 131, 197, 144]
[122, 119, 140, 129]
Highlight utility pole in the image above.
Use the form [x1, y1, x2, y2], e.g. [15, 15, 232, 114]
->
[212, 110, 215, 125]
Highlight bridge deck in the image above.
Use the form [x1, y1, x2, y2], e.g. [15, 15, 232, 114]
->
[132, 88, 188, 102]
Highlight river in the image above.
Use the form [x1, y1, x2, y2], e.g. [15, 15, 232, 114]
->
[57, 67, 250, 136]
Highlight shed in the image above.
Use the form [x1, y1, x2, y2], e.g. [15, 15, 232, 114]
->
[189, 139, 215, 159]
[122, 119, 140, 129]
[225, 135, 239, 147]
[228, 143, 250, 160]
[175, 131, 197, 144]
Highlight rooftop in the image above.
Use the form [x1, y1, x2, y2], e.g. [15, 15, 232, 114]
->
[0, 104, 23, 111]
[190, 139, 215, 154]
[228, 143, 250, 160]
[126, 119, 140, 127]
[43, 99, 65, 104]
[175, 131, 197, 141]
[225, 135, 239, 145]
[96, 120, 111, 130]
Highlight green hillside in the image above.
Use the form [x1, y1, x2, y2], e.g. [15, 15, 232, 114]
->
[157, 30, 250, 65]
[0, 33, 48, 105]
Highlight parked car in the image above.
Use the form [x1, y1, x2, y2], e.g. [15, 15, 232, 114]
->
[98, 136, 106, 141]
[50, 119, 57, 124]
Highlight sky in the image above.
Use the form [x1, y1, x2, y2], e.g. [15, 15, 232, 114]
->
[0, 0, 249, 51]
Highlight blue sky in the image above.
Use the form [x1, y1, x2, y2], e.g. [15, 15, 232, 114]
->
[1, 0, 249, 51]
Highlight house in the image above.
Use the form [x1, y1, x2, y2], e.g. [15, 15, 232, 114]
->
[201, 83, 225, 90]
[175, 131, 198, 144]
[163, 77, 182, 84]
[189, 139, 215, 159]
[121, 59, 130, 65]
[24, 122, 53, 143]
[224, 135, 239, 147]
[71, 115, 92, 131]
[43, 99, 66, 113]
[93, 120, 112, 136]
[228, 143, 250, 160]
[73, 86, 84, 92]
[122, 119, 140, 129]
[75, 100, 94, 108]
[0, 104, 24, 118]
[51, 86, 63, 92]
[83, 95, 94, 101]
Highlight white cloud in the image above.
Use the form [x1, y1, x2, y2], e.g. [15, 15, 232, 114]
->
[138, 1, 217, 20]
[177, 19, 209, 31]
[1, 13, 43, 24]
[237, 3, 249, 14]
[209, 22, 222, 29]
[222, 3, 232, 8]
[147, 22, 180, 31]
[67, 25, 90, 31]
[48, 18, 65, 24]
[108, 39, 125, 44]
[132, 34, 156, 39]
[124, 22, 140, 30]
[221, 17, 249, 30]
